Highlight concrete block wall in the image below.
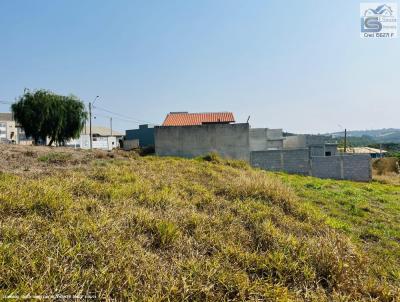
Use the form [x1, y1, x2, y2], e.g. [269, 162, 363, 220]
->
[311, 155, 371, 181]
[155, 123, 250, 161]
[251, 149, 310, 175]
[153, 122, 369, 181]
[325, 144, 338, 156]
[283, 134, 335, 150]
[342, 155, 372, 181]
[311, 156, 342, 179]
[266, 140, 284, 150]
[266, 129, 283, 140]
[310, 145, 325, 156]
[123, 139, 139, 151]
[249, 129, 269, 151]
[250, 150, 371, 181]
[251, 150, 283, 171]
[283, 149, 310, 174]
[309, 144, 338, 157]
[249, 128, 283, 151]
[283, 135, 307, 149]
[305, 135, 332, 146]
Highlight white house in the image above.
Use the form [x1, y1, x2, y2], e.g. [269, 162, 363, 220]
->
[66, 126, 123, 150]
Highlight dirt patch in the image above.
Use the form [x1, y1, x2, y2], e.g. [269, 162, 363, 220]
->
[0, 144, 126, 176]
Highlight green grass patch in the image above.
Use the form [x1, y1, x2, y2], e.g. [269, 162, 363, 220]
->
[38, 152, 72, 164]
[276, 172, 400, 284]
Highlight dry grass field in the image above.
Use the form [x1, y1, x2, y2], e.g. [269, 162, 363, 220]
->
[0, 145, 399, 301]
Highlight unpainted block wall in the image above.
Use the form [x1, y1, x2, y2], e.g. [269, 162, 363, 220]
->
[249, 128, 283, 151]
[251, 149, 310, 175]
[266, 129, 283, 140]
[283, 134, 333, 149]
[310, 145, 325, 156]
[249, 129, 269, 151]
[283, 135, 306, 149]
[251, 150, 371, 181]
[343, 155, 372, 181]
[305, 135, 332, 146]
[155, 123, 250, 161]
[311, 156, 342, 179]
[311, 155, 371, 181]
[325, 144, 338, 156]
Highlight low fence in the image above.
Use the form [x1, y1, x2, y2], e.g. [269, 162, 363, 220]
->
[250, 149, 371, 181]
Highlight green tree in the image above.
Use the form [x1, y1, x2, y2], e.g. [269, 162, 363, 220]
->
[12, 89, 87, 145]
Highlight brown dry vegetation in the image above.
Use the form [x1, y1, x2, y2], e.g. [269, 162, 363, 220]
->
[373, 157, 400, 185]
[0, 145, 399, 301]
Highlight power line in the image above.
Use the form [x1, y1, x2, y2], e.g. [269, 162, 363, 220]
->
[93, 105, 156, 125]
[1, 99, 158, 127]
[93, 112, 144, 125]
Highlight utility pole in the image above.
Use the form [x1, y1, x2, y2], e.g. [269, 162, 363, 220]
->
[89, 102, 92, 149]
[344, 128, 347, 153]
[110, 117, 113, 136]
[89, 96, 99, 150]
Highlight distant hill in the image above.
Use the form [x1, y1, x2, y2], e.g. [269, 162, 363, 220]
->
[329, 128, 400, 144]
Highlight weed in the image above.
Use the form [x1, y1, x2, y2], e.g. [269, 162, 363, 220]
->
[38, 152, 72, 164]
[153, 221, 180, 248]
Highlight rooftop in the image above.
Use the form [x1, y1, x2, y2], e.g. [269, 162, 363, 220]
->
[162, 112, 235, 126]
[340, 147, 387, 154]
[0, 113, 13, 122]
[82, 125, 123, 137]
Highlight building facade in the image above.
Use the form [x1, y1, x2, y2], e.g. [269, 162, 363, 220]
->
[66, 126, 123, 150]
[249, 128, 284, 151]
[125, 124, 155, 147]
[0, 113, 31, 144]
[155, 123, 250, 161]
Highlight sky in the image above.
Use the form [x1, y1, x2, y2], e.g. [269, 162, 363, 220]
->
[0, 0, 399, 134]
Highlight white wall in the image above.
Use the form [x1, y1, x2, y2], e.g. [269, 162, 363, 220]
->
[67, 134, 119, 150]
[0, 121, 17, 142]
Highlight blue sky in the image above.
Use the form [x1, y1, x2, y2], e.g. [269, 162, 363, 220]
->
[0, 0, 399, 133]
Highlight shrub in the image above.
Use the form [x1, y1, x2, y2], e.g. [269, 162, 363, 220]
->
[153, 221, 181, 248]
[199, 152, 222, 163]
[138, 146, 155, 156]
[372, 157, 399, 175]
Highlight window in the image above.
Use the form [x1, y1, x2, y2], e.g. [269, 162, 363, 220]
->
[325, 151, 332, 156]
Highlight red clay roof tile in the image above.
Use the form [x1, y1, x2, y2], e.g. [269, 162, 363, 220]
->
[162, 112, 235, 126]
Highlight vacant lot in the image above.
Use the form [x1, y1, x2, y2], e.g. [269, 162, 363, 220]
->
[0, 145, 399, 300]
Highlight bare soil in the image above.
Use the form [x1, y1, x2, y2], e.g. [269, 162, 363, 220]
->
[0, 144, 126, 176]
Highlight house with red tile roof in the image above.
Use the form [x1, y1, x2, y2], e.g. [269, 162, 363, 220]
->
[155, 111, 249, 160]
[162, 112, 235, 126]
